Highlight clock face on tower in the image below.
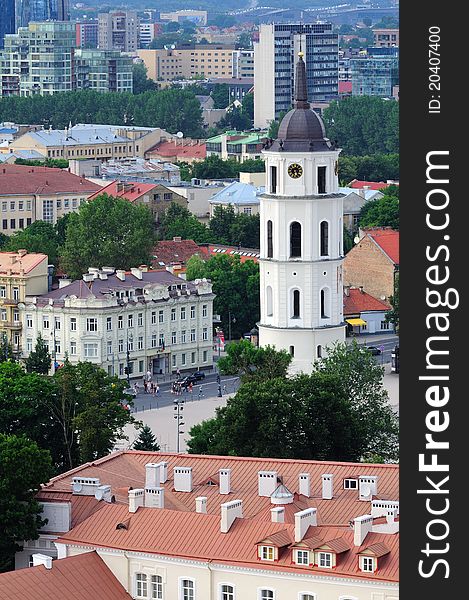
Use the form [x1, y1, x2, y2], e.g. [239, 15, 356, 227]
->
[288, 163, 303, 179]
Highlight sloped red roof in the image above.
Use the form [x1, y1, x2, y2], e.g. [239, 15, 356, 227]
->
[349, 180, 396, 190]
[0, 251, 47, 275]
[35, 491, 109, 529]
[56, 505, 399, 582]
[148, 141, 206, 160]
[88, 181, 156, 202]
[0, 551, 132, 600]
[0, 164, 100, 195]
[344, 287, 390, 315]
[366, 228, 399, 265]
[152, 239, 201, 266]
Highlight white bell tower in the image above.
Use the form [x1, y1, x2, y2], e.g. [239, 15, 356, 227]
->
[258, 52, 346, 374]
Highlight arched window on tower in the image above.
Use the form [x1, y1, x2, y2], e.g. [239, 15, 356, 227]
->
[266, 286, 273, 316]
[267, 220, 273, 258]
[290, 222, 301, 258]
[320, 221, 329, 256]
[270, 166, 277, 194]
[320, 287, 330, 319]
[292, 289, 300, 318]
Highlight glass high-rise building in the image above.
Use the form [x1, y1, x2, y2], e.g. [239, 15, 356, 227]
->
[15, 0, 70, 28]
[0, 0, 16, 49]
[351, 47, 399, 98]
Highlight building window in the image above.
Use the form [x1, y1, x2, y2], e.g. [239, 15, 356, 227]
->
[43, 317, 50, 329]
[171, 331, 177, 344]
[43, 199, 54, 223]
[136, 573, 147, 598]
[202, 304, 207, 318]
[318, 166, 327, 194]
[118, 339, 124, 352]
[26, 314, 33, 328]
[266, 286, 273, 316]
[261, 546, 275, 561]
[190, 306, 196, 319]
[151, 334, 157, 348]
[159, 310, 164, 323]
[320, 221, 329, 256]
[299, 595, 315, 600]
[151, 311, 157, 324]
[127, 314, 133, 328]
[318, 552, 332, 568]
[86, 318, 98, 332]
[220, 584, 234, 600]
[138, 336, 144, 350]
[260, 591, 274, 600]
[290, 222, 301, 257]
[84, 343, 98, 358]
[55, 340, 61, 354]
[181, 579, 194, 600]
[180, 330, 186, 343]
[138, 313, 143, 326]
[27, 338, 33, 352]
[190, 329, 196, 342]
[70, 317, 77, 331]
[181, 307, 186, 320]
[203, 350, 208, 362]
[151, 574, 163, 599]
[119, 363, 124, 376]
[202, 327, 208, 340]
[292, 289, 300, 318]
[296, 550, 310, 565]
[128, 338, 134, 352]
[172, 354, 177, 367]
[118, 315, 123, 329]
[343, 478, 358, 489]
[171, 308, 176, 321]
[107, 341, 112, 355]
[106, 317, 112, 331]
[320, 288, 330, 318]
[70, 341, 77, 355]
[360, 556, 375, 572]
[13, 287, 20, 301]
[270, 165, 277, 194]
[381, 320, 390, 330]
[317, 345, 322, 358]
[289, 345, 295, 357]
[181, 353, 186, 366]
[0, 286, 5, 298]
[267, 220, 273, 258]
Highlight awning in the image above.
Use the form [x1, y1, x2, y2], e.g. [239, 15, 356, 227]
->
[346, 318, 367, 326]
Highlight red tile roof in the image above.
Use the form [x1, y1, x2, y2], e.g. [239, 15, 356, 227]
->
[0, 251, 47, 275]
[344, 287, 390, 315]
[35, 491, 109, 530]
[152, 239, 201, 266]
[349, 180, 397, 190]
[0, 164, 101, 195]
[87, 181, 156, 202]
[0, 551, 132, 600]
[366, 228, 399, 265]
[41, 451, 399, 528]
[56, 505, 398, 582]
[148, 140, 206, 160]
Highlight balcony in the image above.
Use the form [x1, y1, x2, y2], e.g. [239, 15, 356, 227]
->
[1, 321, 22, 330]
[0, 298, 19, 307]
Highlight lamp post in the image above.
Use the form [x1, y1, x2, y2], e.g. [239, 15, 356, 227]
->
[228, 311, 236, 342]
[173, 396, 185, 453]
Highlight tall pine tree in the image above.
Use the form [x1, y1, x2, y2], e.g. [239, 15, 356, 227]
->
[133, 425, 160, 451]
[25, 334, 51, 374]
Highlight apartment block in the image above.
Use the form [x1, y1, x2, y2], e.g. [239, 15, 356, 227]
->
[232, 49, 254, 79]
[373, 28, 399, 47]
[98, 11, 139, 53]
[76, 21, 98, 49]
[75, 49, 133, 93]
[351, 47, 399, 98]
[0, 0, 15, 50]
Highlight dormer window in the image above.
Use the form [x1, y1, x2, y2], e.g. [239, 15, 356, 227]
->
[295, 549, 310, 565]
[360, 556, 376, 573]
[343, 478, 358, 489]
[260, 546, 275, 561]
[318, 552, 333, 568]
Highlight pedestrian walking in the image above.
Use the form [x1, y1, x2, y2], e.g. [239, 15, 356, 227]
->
[156, 384, 160, 396]
[222, 384, 227, 395]
[198, 386, 203, 400]
[143, 380, 148, 394]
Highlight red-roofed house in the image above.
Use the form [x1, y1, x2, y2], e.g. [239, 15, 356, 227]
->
[0, 164, 101, 233]
[344, 228, 399, 302]
[88, 180, 188, 223]
[344, 286, 392, 334]
[349, 179, 399, 191]
[152, 238, 202, 271]
[146, 139, 207, 163]
[198, 243, 260, 264]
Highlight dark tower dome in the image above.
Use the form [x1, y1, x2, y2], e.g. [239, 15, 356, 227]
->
[267, 52, 332, 153]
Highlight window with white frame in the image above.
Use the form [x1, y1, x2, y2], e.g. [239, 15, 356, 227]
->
[172, 331, 177, 344]
[190, 329, 196, 342]
[171, 308, 176, 321]
[181, 330, 186, 343]
[151, 574, 163, 599]
[0, 286, 5, 298]
[128, 314, 133, 328]
[86, 318, 97, 332]
[172, 354, 177, 367]
[202, 327, 208, 340]
[202, 304, 207, 317]
[181, 353, 186, 366]
[360, 556, 375, 572]
[70, 317, 76, 331]
[299, 594, 315, 600]
[138, 313, 143, 327]
[43, 316, 49, 329]
[181, 579, 194, 600]
[70, 341, 77, 355]
[118, 315, 123, 329]
[380, 320, 390, 330]
[151, 334, 157, 348]
[180, 307, 186, 320]
[151, 311, 157, 324]
[343, 478, 358, 489]
[136, 573, 147, 597]
[13, 286, 19, 301]
[0, 308, 6, 321]
[107, 341, 112, 355]
[83, 343, 98, 358]
[13, 310, 19, 323]
[191, 352, 196, 364]
[138, 336, 143, 350]
[159, 333, 164, 347]
[26, 314, 33, 328]
[118, 339, 124, 352]
[220, 584, 234, 600]
[158, 310, 164, 323]
[296, 549, 310, 565]
[190, 306, 195, 319]
[261, 546, 275, 561]
[128, 338, 134, 352]
[54, 317, 61, 330]
[106, 317, 112, 331]
[27, 338, 33, 352]
[318, 552, 332, 568]
[259, 590, 274, 600]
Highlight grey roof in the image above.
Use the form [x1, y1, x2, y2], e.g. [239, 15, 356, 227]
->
[209, 181, 262, 206]
[28, 127, 130, 147]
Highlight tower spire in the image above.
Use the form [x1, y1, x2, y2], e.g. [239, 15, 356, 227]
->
[294, 52, 309, 109]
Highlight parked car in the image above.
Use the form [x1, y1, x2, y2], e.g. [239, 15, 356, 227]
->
[192, 370, 206, 381]
[366, 345, 381, 356]
[176, 375, 196, 388]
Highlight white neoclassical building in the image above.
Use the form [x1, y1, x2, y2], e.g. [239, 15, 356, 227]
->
[258, 52, 346, 374]
[19, 267, 215, 378]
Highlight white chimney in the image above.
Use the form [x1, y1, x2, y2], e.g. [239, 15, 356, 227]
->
[371, 499, 399, 518]
[145, 486, 164, 509]
[82, 273, 94, 282]
[258, 471, 278, 497]
[219, 468, 231, 494]
[294, 508, 317, 542]
[174, 467, 193, 492]
[354, 514, 373, 546]
[58, 278, 72, 289]
[145, 463, 161, 488]
[271, 507, 285, 523]
[299, 473, 310, 497]
[196, 496, 207, 513]
[94, 484, 112, 502]
[386, 507, 398, 525]
[160, 462, 168, 483]
[32, 554, 53, 569]
[322, 474, 334, 500]
[71, 477, 101, 496]
[359, 476, 378, 500]
[220, 499, 243, 533]
[116, 269, 126, 281]
[131, 267, 143, 280]
[129, 488, 144, 513]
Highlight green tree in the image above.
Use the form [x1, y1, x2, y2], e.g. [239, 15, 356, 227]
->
[316, 341, 399, 462]
[209, 204, 237, 244]
[210, 84, 230, 109]
[15, 157, 69, 169]
[55, 213, 73, 248]
[60, 194, 155, 279]
[187, 372, 362, 460]
[158, 202, 211, 243]
[133, 424, 160, 451]
[236, 32, 253, 48]
[186, 253, 260, 339]
[339, 153, 399, 184]
[0, 233, 8, 249]
[218, 106, 252, 131]
[0, 434, 53, 572]
[5, 221, 59, 266]
[267, 111, 287, 139]
[132, 62, 156, 94]
[386, 271, 399, 332]
[360, 186, 399, 230]
[0, 334, 14, 363]
[218, 340, 292, 382]
[25, 334, 51, 374]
